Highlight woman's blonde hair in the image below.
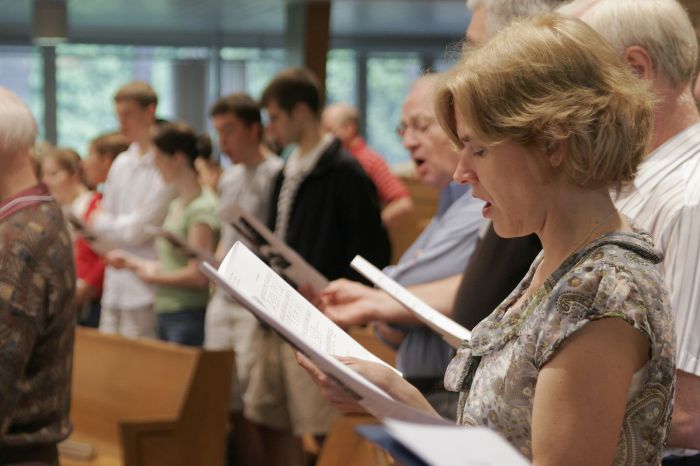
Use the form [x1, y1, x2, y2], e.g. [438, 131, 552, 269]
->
[435, 13, 653, 189]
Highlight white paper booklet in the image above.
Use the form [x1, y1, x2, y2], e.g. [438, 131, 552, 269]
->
[218, 203, 329, 294]
[63, 210, 112, 255]
[144, 225, 219, 266]
[351, 256, 471, 349]
[200, 241, 450, 425]
[380, 419, 530, 466]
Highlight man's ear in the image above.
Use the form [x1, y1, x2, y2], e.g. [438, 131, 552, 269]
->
[623, 45, 655, 80]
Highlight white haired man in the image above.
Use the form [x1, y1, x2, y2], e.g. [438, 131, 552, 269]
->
[560, 0, 700, 462]
[326, 0, 570, 362]
[0, 87, 76, 463]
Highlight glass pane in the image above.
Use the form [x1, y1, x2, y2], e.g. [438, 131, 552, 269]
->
[366, 53, 422, 166]
[0, 46, 44, 140]
[56, 45, 206, 155]
[326, 49, 357, 107]
[219, 48, 285, 99]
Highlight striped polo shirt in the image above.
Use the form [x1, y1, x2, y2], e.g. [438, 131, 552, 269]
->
[615, 121, 700, 377]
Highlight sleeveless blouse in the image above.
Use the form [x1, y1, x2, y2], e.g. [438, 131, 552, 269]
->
[444, 229, 676, 465]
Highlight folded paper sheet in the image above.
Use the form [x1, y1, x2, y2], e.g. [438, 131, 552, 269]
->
[351, 256, 471, 348]
[218, 202, 329, 293]
[200, 242, 449, 425]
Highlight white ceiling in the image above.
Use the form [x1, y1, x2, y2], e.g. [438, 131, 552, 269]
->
[0, 0, 470, 47]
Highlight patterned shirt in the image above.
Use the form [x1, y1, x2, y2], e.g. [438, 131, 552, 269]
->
[0, 183, 76, 448]
[444, 229, 675, 465]
[347, 137, 410, 206]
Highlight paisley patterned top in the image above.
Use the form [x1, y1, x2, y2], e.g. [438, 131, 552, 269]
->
[444, 229, 675, 465]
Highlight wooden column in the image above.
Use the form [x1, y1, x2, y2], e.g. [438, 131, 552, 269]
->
[285, 1, 331, 101]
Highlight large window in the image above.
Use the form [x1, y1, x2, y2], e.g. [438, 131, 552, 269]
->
[56, 45, 207, 155]
[0, 46, 44, 139]
[366, 52, 422, 166]
[326, 49, 357, 108]
[219, 48, 285, 100]
[0, 43, 446, 166]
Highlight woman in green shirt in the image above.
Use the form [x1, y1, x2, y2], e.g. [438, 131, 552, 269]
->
[111, 122, 220, 346]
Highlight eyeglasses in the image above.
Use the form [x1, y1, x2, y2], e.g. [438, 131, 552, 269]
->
[395, 117, 436, 138]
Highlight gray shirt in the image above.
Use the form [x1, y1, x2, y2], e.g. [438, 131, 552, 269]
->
[217, 155, 283, 256]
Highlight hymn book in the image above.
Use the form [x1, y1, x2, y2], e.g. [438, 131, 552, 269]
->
[144, 225, 219, 266]
[218, 202, 329, 294]
[350, 256, 472, 348]
[63, 210, 112, 255]
[199, 241, 448, 424]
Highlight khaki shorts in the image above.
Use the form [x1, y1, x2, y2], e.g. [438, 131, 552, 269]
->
[205, 291, 262, 412]
[244, 330, 338, 435]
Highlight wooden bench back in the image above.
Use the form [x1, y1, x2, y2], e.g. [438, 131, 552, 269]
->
[71, 329, 197, 446]
[68, 328, 233, 466]
[388, 176, 439, 263]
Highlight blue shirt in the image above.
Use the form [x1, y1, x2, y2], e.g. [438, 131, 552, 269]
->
[385, 182, 484, 377]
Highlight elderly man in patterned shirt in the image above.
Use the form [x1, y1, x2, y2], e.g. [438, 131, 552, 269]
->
[0, 86, 76, 464]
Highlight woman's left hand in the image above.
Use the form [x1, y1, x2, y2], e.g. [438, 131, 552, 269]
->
[295, 351, 368, 414]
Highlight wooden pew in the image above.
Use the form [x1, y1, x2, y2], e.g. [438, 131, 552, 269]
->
[60, 328, 233, 466]
[316, 415, 392, 466]
[387, 176, 439, 264]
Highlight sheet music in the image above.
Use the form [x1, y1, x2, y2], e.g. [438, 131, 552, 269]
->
[218, 202, 329, 294]
[351, 256, 471, 348]
[144, 225, 219, 266]
[382, 419, 530, 466]
[63, 210, 112, 255]
[200, 242, 450, 424]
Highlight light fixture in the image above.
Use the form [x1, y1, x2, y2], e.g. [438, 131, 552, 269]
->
[33, 0, 68, 46]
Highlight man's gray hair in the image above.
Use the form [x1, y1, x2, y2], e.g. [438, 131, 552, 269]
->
[466, 0, 570, 38]
[0, 87, 37, 156]
[558, 0, 698, 88]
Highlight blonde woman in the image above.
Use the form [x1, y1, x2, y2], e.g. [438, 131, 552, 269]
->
[299, 14, 675, 466]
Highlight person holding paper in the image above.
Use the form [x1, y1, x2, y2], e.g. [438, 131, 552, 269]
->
[109, 123, 220, 346]
[73, 132, 129, 327]
[206, 93, 283, 466]
[558, 1, 700, 461]
[322, 74, 484, 419]
[41, 147, 99, 321]
[89, 82, 176, 339]
[245, 67, 391, 466]
[300, 14, 675, 465]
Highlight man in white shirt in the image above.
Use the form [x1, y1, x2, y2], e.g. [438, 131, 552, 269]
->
[560, 0, 700, 461]
[91, 81, 175, 338]
[206, 93, 283, 466]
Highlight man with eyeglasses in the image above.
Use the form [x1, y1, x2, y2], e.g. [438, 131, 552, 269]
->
[321, 74, 484, 418]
